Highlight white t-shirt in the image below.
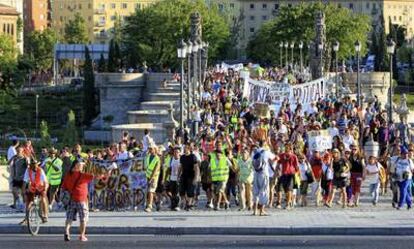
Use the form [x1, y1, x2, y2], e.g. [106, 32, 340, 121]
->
[7, 146, 17, 162]
[322, 164, 333, 180]
[365, 163, 380, 184]
[328, 127, 339, 138]
[169, 158, 181, 181]
[116, 151, 132, 160]
[299, 162, 310, 181]
[253, 148, 275, 177]
[23, 168, 47, 184]
[395, 158, 414, 180]
[342, 134, 355, 150]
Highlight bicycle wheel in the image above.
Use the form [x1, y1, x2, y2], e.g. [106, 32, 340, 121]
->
[26, 205, 40, 236]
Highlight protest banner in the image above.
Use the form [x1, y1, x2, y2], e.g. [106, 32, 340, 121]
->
[308, 130, 332, 152]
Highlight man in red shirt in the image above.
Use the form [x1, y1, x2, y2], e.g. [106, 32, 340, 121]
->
[276, 143, 299, 210]
[62, 159, 95, 242]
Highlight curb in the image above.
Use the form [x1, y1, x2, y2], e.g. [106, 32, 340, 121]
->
[1, 225, 414, 236]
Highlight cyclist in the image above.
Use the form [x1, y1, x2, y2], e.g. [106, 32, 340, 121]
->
[23, 159, 49, 223]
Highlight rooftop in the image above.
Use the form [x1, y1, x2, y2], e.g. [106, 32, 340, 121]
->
[0, 3, 19, 16]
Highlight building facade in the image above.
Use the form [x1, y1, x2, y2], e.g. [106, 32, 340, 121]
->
[231, 0, 414, 53]
[23, 0, 50, 33]
[50, 0, 161, 44]
[0, 0, 22, 51]
[0, 3, 19, 43]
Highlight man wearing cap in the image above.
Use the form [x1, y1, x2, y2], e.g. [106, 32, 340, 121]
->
[394, 147, 414, 210]
[328, 148, 350, 208]
[23, 159, 49, 223]
[44, 148, 63, 211]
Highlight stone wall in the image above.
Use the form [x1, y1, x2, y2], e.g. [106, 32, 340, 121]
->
[96, 73, 145, 127]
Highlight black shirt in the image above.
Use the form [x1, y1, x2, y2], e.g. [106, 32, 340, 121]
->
[180, 154, 198, 180]
[350, 156, 364, 174]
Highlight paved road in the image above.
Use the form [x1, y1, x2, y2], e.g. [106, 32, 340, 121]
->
[0, 235, 413, 249]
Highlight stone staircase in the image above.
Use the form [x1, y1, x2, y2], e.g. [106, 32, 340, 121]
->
[112, 75, 180, 144]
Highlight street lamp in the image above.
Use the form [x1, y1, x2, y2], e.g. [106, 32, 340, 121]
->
[191, 41, 199, 106]
[354, 40, 361, 107]
[186, 40, 192, 120]
[198, 40, 203, 106]
[177, 39, 187, 131]
[318, 41, 323, 76]
[35, 94, 39, 138]
[333, 40, 340, 98]
[279, 42, 283, 67]
[284, 42, 289, 67]
[298, 41, 303, 73]
[387, 39, 396, 123]
[290, 42, 295, 66]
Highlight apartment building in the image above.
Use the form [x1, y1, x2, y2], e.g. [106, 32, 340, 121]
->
[0, 3, 19, 43]
[23, 0, 50, 33]
[50, 0, 161, 43]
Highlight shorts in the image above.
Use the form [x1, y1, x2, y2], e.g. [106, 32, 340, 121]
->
[26, 190, 47, 204]
[66, 201, 89, 223]
[179, 178, 196, 198]
[212, 181, 227, 195]
[147, 178, 158, 193]
[300, 181, 309, 195]
[275, 177, 283, 192]
[202, 182, 212, 192]
[280, 174, 294, 192]
[155, 181, 165, 194]
[333, 177, 349, 189]
[350, 173, 363, 194]
[12, 180, 24, 188]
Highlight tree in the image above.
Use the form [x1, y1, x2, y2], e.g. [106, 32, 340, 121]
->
[112, 14, 123, 45]
[39, 120, 52, 148]
[107, 39, 116, 72]
[97, 54, 106, 72]
[83, 46, 98, 125]
[123, 0, 230, 69]
[62, 110, 78, 146]
[64, 13, 89, 44]
[26, 29, 58, 72]
[0, 34, 18, 89]
[247, 3, 371, 66]
[372, 16, 389, 72]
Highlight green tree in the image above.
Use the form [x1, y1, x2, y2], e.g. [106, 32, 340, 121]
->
[83, 46, 98, 125]
[107, 39, 116, 72]
[64, 13, 89, 44]
[112, 14, 123, 45]
[123, 0, 230, 69]
[26, 29, 58, 72]
[62, 110, 78, 146]
[97, 53, 106, 72]
[247, 3, 371, 66]
[39, 120, 52, 148]
[0, 34, 18, 89]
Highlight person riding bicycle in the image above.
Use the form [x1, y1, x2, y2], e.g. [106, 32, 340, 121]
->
[23, 159, 49, 223]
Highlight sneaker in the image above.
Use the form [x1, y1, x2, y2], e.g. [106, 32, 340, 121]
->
[224, 202, 230, 210]
[79, 235, 88, 242]
[174, 207, 180, 211]
[49, 205, 53, 212]
[276, 204, 282, 209]
[9, 204, 16, 209]
[214, 206, 221, 211]
[64, 234, 70, 242]
[41, 217, 48, 223]
[208, 203, 214, 209]
[144, 207, 152, 213]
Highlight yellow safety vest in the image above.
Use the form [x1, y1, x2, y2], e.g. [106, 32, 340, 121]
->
[210, 153, 229, 182]
[145, 155, 160, 179]
[162, 155, 171, 182]
[45, 157, 63, 186]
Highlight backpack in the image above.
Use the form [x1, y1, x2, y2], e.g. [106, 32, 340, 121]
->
[252, 150, 265, 172]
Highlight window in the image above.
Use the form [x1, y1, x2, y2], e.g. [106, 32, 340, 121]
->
[111, 3, 116, 9]
[366, 2, 370, 9]
[262, 15, 267, 20]
[10, 24, 14, 35]
[79, 4, 82, 9]
[135, 3, 141, 9]
[262, 4, 267, 9]
[60, 16, 63, 22]
[218, 4, 224, 11]
[122, 3, 128, 9]
[88, 16, 92, 21]
[338, 3, 341, 8]
[250, 15, 255, 20]
[99, 4, 105, 9]
[230, 3, 234, 8]
[88, 3, 92, 9]
[274, 4, 279, 9]
[250, 27, 255, 33]
[394, 16, 397, 21]
[250, 4, 254, 9]
[349, 3, 353, 9]
[111, 15, 116, 21]
[373, 3, 377, 9]
[399, 16, 402, 21]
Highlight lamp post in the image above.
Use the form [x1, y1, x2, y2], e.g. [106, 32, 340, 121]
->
[333, 40, 340, 98]
[284, 42, 288, 66]
[387, 39, 396, 123]
[279, 42, 283, 67]
[355, 40, 361, 107]
[298, 41, 303, 73]
[35, 94, 39, 138]
[191, 41, 199, 106]
[198, 40, 203, 105]
[290, 42, 295, 66]
[177, 39, 187, 131]
[318, 42, 323, 77]
[186, 40, 193, 121]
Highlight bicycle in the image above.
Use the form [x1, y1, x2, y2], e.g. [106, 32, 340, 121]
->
[26, 196, 41, 235]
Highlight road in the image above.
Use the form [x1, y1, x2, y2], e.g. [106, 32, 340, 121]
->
[0, 235, 413, 249]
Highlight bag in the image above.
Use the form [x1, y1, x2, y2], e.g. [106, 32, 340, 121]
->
[252, 150, 265, 172]
[61, 174, 81, 210]
[306, 170, 315, 184]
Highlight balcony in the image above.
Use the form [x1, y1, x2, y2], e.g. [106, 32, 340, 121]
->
[94, 9, 105, 14]
[95, 32, 110, 39]
[94, 21, 106, 27]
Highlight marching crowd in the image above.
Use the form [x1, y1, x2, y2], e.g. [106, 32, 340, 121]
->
[5, 66, 414, 241]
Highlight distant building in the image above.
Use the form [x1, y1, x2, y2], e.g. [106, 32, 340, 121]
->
[0, 0, 22, 51]
[23, 0, 50, 33]
[50, 0, 161, 44]
[0, 3, 19, 43]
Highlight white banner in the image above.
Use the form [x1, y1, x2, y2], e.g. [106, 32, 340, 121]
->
[308, 130, 332, 152]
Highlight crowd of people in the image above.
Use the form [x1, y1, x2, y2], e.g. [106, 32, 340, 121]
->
[5, 65, 414, 241]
